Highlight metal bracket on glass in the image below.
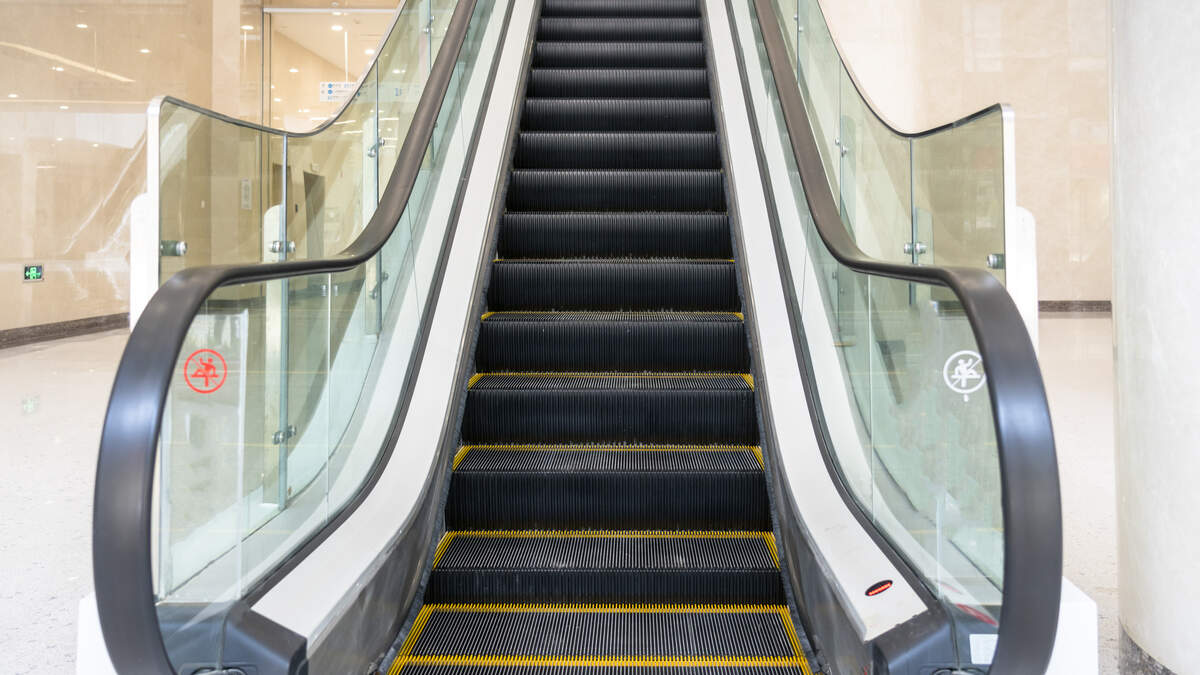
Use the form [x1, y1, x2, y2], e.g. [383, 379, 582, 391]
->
[269, 240, 296, 255]
[272, 425, 296, 445]
[368, 271, 391, 300]
[159, 240, 188, 257]
[904, 241, 928, 256]
[987, 253, 1006, 270]
[834, 138, 848, 157]
[367, 137, 385, 159]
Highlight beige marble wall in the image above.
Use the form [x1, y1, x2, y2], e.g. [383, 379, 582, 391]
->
[0, 0, 265, 331]
[820, 0, 1112, 302]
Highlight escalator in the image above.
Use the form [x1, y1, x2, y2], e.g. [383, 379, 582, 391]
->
[387, 1, 811, 671]
[91, 1, 1061, 674]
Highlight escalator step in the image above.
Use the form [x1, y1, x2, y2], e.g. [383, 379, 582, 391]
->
[538, 17, 702, 42]
[507, 170, 725, 211]
[427, 531, 782, 604]
[400, 662, 806, 667]
[461, 373, 757, 444]
[527, 69, 709, 98]
[541, 0, 701, 18]
[476, 311, 748, 372]
[446, 445, 768, 530]
[499, 212, 731, 259]
[487, 260, 739, 312]
[532, 42, 705, 69]
[514, 132, 720, 170]
[522, 99, 715, 132]
[399, 604, 801, 658]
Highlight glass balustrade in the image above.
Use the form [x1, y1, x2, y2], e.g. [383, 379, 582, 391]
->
[147, 0, 502, 669]
[151, 0, 456, 285]
[771, 0, 1009, 281]
[735, 0, 1007, 662]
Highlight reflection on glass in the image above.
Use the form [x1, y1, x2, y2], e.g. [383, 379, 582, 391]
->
[774, 0, 1007, 279]
[742, 2, 1007, 665]
[148, 0, 500, 669]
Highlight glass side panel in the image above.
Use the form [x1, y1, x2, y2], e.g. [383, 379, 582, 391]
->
[158, 103, 270, 283]
[912, 109, 1006, 284]
[147, 0, 501, 669]
[770, 0, 1008, 283]
[284, 68, 379, 259]
[740, 3, 1005, 666]
[150, 0, 464, 286]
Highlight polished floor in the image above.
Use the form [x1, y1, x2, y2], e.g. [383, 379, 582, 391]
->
[0, 316, 1117, 673]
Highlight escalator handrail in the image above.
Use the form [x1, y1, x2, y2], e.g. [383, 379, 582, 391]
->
[750, 1, 1062, 672]
[91, 0, 479, 671]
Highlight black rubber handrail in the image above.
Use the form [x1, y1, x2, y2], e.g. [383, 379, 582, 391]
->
[92, 0, 479, 671]
[751, 1, 1062, 672]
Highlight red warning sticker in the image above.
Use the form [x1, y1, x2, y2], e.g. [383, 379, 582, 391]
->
[184, 349, 227, 394]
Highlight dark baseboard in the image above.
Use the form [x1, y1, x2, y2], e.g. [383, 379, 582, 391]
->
[1039, 300, 1112, 313]
[0, 313, 129, 350]
[1121, 627, 1177, 674]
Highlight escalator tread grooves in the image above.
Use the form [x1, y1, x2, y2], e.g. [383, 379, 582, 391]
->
[435, 534, 777, 570]
[521, 99, 715, 132]
[470, 373, 750, 391]
[387, 0, 812, 668]
[408, 609, 795, 657]
[454, 448, 762, 472]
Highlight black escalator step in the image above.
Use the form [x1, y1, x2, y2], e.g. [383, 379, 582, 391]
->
[528, 69, 708, 98]
[522, 99, 714, 132]
[507, 170, 724, 212]
[399, 667, 808, 675]
[447, 445, 768, 530]
[533, 42, 705, 68]
[454, 444, 763, 472]
[514, 132, 719, 170]
[427, 531, 782, 604]
[461, 373, 757, 444]
[499, 212, 731, 258]
[400, 604, 801, 658]
[541, 0, 700, 17]
[476, 311, 749, 372]
[487, 260, 739, 312]
[538, 17, 702, 42]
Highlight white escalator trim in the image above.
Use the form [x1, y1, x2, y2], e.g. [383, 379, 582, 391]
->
[251, 0, 536, 645]
[706, 0, 927, 640]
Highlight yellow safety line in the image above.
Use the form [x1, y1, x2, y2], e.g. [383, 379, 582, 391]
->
[424, 602, 787, 614]
[764, 533, 780, 566]
[399, 656, 808, 667]
[751, 446, 765, 469]
[431, 532, 458, 567]
[440, 529, 775, 540]
[388, 603, 813, 674]
[451, 446, 471, 469]
[480, 311, 746, 320]
[467, 373, 484, 387]
[742, 373, 755, 389]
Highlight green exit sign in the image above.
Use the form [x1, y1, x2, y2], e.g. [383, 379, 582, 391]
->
[24, 264, 44, 282]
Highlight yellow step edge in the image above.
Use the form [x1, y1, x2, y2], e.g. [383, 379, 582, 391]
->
[398, 656, 808, 668]
[453, 444, 764, 469]
[387, 604, 813, 675]
[424, 602, 789, 614]
[436, 529, 776, 540]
